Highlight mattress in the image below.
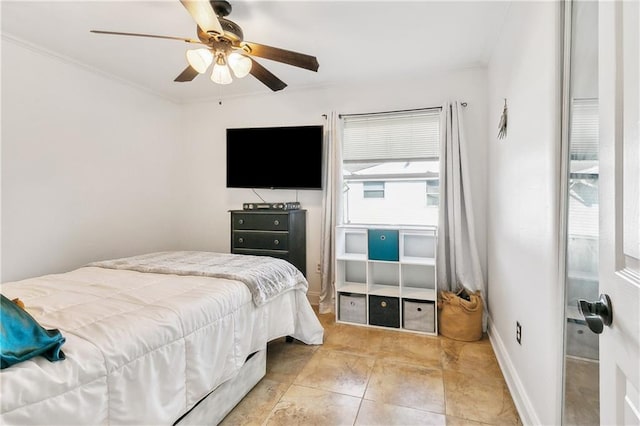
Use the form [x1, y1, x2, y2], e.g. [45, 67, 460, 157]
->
[0, 257, 324, 425]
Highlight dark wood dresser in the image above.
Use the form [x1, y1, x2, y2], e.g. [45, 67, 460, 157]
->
[229, 209, 306, 276]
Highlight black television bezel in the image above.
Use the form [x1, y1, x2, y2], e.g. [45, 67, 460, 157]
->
[226, 124, 324, 190]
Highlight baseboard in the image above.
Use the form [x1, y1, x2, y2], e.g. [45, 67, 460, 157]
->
[306, 291, 320, 306]
[487, 316, 541, 426]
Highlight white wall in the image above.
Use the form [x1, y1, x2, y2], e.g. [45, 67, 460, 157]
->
[1, 38, 184, 281]
[486, 2, 563, 425]
[178, 67, 489, 301]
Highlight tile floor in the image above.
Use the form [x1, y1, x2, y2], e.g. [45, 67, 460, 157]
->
[564, 356, 599, 426]
[220, 308, 522, 426]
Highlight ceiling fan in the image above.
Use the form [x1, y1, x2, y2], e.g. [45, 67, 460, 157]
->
[90, 0, 319, 92]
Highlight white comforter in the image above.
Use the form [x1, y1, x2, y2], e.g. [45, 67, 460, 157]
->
[0, 263, 324, 425]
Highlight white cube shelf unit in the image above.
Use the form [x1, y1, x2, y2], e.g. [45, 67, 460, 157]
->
[335, 224, 438, 335]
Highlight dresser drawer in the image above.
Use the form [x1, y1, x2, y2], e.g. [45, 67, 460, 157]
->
[232, 213, 289, 231]
[233, 248, 290, 261]
[233, 231, 289, 251]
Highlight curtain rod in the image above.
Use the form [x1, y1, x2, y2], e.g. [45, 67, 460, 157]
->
[337, 102, 467, 119]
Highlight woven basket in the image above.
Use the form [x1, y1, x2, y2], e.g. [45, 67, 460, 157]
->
[437, 289, 483, 342]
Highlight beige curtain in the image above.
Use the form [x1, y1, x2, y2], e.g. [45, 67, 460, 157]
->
[319, 112, 343, 314]
[437, 101, 485, 300]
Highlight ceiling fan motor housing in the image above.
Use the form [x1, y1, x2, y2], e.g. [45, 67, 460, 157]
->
[197, 18, 243, 44]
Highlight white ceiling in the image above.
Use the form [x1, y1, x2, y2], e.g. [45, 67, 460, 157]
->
[1, 1, 511, 103]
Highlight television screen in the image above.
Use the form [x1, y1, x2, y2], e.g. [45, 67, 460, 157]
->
[226, 125, 324, 190]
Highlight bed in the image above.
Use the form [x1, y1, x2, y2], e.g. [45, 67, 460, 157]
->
[0, 251, 324, 425]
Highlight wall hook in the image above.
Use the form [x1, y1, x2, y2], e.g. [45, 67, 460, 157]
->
[498, 98, 508, 139]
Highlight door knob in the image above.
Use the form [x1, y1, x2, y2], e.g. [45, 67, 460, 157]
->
[577, 294, 613, 334]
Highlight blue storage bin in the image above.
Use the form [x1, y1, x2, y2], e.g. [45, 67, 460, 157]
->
[368, 229, 399, 261]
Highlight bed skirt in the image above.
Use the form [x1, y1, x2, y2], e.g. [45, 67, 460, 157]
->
[174, 349, 266, 425]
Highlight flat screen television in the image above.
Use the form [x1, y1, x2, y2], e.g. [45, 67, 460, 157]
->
[226, 125, 324, 190]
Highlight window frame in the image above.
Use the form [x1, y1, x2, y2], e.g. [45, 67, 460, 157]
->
[426, 178, 440, 207]
[340, 107, 442, 226]
[363, 181, 386, 199]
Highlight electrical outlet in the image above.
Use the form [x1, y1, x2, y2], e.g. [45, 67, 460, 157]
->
[316, 263, 321, 274]
[516, 321, 522, 345]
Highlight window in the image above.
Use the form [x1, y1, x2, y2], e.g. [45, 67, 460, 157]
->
[426, 179, 439, 206]
[363, 181, 385, 198]
[567, 98, 599, 300]
[341, 109, 441, 225]
[568, 98, 599, 239]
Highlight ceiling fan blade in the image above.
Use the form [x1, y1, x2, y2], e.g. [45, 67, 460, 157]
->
[180, 0, 224, 36]
[249, 59, 287, 92]
[242, 42, 319, 72]
[90, 30, 201, 44]
[174, 65, 200, 82]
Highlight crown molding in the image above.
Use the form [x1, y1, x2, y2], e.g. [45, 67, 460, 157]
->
[1, 33, 182, 104]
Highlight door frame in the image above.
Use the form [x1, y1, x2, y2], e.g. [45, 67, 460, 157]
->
[558, 0, 574, 423]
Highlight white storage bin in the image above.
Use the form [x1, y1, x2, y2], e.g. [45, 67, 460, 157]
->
[402, 299, 435, 333]
[338, 293, 366, 324]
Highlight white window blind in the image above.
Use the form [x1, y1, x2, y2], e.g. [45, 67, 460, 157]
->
[570, 98, 599, 160]
[342, 109, 441, 162]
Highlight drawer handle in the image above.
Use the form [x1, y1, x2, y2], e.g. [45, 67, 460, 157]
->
[238, 219, 244, 225]
[417, 307, 422, 312]
[380, 235, 386, 241]
[381, 301, 387, 308]
[274, 219, 280, 226]
[274, 239, 280, 245]
[238, 237, 244, 243]
[350, 301, 356, 306]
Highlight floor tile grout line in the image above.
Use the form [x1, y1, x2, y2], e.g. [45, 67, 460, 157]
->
[260, 339, 319, 426]
[352, 396, 366, 426]
[287, 382, 366, 400]
[359, 352, 378, 402]
[258, 376, 293, 426]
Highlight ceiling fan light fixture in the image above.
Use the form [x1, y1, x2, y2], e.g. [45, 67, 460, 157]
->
[93, 1, 319, 91]
[186, 48, 213, 73]
[227, 52, 252, 78]
[211, 52, 232, 84]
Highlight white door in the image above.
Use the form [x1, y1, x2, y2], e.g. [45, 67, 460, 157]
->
[598, 1, 640, 424]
